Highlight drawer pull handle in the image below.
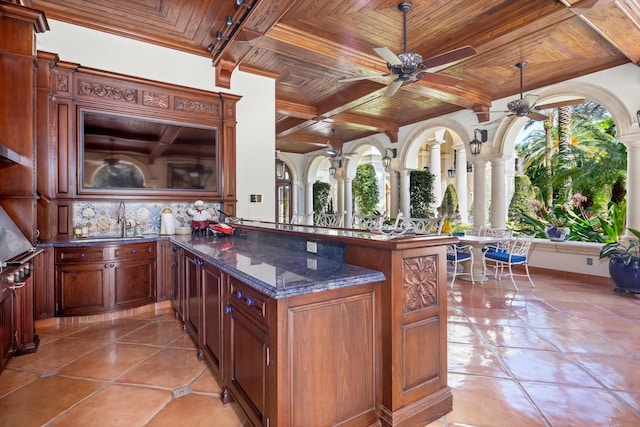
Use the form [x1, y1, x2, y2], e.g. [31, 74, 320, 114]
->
[9, 282, 26, 290]
[235, 291, 243, 299]
[104, 263, 115, 269]
[246, 297, 254, 306]
[132, 249, 137, 254]
[225, 306, 233, 314]
[79, 253, 85, 258]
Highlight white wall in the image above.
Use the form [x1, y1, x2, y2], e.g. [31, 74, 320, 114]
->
[36, 20, 275, 220]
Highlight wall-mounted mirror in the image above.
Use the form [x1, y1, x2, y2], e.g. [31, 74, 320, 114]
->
[80, 110, 218, 193]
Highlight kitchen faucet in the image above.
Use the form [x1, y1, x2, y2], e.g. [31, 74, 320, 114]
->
[116, 201, 127, 237]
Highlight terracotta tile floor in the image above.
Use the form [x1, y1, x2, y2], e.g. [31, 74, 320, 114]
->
[1, 271, 639, 426]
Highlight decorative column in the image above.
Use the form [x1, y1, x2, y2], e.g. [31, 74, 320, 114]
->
[305, 180, 315, 222]
[429, 141, 443, 211]
[389, 169, 400, 217]
[344, 175, 353, 227]
[472, 159, 488, 226]
[455, 148, 468, 222]
[399, 169, 411, 217]
[489, 157, 507, 228]
[335, 172, 345, 216]
[620, 134, 640, 235]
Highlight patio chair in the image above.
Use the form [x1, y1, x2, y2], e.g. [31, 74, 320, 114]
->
[482, 228, 513, 252]
[394, 214, 444, 235]
[314, 211, 346, 228]
[350, 213, 385, 230]
[482, 234, 536, 291]
[467, 226, 485, 236]
[290, 213, 313, 225]
[446, 244, 475, 286]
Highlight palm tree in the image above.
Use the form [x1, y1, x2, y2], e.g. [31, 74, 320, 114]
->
[517, 103, 626, 211]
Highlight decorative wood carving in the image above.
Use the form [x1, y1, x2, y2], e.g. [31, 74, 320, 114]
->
[78, 80, 137, 103]
[142, 91, 169, 108]
[402, 255, 438, 313]
[56, 74, 68, 92]
[174, 96, 218, 114]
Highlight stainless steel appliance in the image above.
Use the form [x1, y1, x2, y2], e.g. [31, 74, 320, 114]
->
[0, 205, 41, 372]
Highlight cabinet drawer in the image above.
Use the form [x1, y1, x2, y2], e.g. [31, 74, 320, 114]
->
[228, 277, 269, 326]
[55, 247, 106, 263]
[113, 242, 156, 260]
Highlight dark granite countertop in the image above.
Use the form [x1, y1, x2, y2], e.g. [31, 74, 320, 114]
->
[39, 232, 385, 299]
[170, 234, 385, 299]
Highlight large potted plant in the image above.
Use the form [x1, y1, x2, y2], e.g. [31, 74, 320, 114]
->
[599, 228, 640, 294]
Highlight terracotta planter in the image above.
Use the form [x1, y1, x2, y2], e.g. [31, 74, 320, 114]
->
[609, 257, 640, 294]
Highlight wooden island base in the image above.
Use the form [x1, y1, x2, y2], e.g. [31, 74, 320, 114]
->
[169, 222, 455, 427]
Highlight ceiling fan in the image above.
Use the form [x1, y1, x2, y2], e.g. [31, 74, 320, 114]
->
[338, 1, 477, 97]
[495, 62, 585, 121]
[320, 129, 356, 160]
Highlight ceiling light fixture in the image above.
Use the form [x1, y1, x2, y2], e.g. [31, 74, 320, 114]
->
[381, 148, 397, 169]
[469, 129, 488, 155]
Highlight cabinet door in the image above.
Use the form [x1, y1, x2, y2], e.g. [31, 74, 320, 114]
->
[201, 262, 223, 373]
[170, 245, 184, 318]
[1, 289, 15, 372]
[184, 252, 201, 339]
[112, 257, 156, 310]
[226, 300, 269, 427]
[156, 240, 172, 301]
[55, 263, 109, 316]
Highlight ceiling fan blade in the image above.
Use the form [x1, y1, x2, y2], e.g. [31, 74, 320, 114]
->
[422, 45, 477, 69]
[373, 47, 402, 66]
[384, 79, 404, 97]
[521, 93, 540, 109]
[420, 72, 462, 87]
[527, 111, 548, 121]
[338, 73, 389, 83]
[535, 98, 585, 110]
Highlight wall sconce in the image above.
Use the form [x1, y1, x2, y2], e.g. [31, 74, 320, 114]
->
[637, 110, 640, 128]
[329, 159, 342, 177]
[469, 129, 488, 155]
[381, 148, 397, 169]
[275, 152, 285, 179]
[447, 149, 456, 178]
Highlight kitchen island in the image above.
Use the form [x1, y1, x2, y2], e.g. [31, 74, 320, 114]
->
[173, 221, 456, 427]
[39, 221, 456, 426]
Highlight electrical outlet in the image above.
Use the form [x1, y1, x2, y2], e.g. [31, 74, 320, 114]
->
[307, 258, 317, 270]
[586, 257, 593, 266]
[306, 241, 317, 253]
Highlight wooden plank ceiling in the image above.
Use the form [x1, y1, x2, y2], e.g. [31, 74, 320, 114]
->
[25, 0, 640, 154]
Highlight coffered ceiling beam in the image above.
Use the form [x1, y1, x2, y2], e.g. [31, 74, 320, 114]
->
[566, 0, 640, 64]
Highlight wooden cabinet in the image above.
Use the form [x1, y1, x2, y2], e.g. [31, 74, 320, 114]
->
[170, 244, 185, 320]
[156, 240, 172, 302]
[223, 277, 271, 427]
[201, 261, 224, 373]
[54, 242, 156, 316]
[184, 251, 202, 340]
[183, 249, 225, 372]
[1, 287, 16, 371]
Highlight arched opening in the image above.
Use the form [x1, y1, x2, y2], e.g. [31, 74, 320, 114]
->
[275, 158, 293, 223]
